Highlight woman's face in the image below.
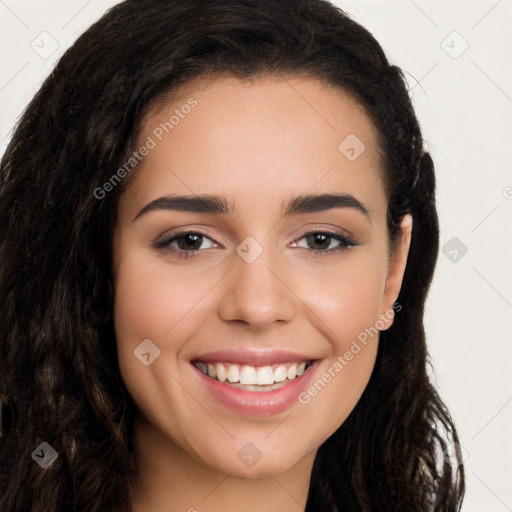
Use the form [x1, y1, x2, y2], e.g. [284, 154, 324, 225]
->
[112, 75, 411, 478]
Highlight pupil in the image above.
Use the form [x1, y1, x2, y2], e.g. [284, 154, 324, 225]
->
[178, 234, 202, 250]
[308, 233, 329, 250]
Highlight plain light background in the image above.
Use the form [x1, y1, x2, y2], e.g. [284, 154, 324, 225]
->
[0, 1, 511, 510]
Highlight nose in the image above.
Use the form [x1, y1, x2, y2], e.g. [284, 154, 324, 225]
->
[217, 246, 297, 330]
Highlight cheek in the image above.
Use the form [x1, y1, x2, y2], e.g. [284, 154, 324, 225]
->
[112, 252, 219, 446]
[113, 251, 213, 341]
[112, 252, 203, 396]
[291, 250, 387, 433]
[300, 247, 389, 345]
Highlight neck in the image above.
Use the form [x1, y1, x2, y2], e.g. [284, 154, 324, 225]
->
[129, 414, 316, 512]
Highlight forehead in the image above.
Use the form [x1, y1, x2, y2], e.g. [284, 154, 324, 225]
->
[120, 74, 386, 220]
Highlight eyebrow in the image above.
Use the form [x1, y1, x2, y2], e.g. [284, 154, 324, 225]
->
[132, 193, 372, 223]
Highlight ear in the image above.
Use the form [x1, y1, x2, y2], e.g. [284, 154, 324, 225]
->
[378, 214, 413, 330]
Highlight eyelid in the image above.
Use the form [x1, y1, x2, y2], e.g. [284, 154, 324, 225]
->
[153, 226, 357, 258]
[153, 228, 221, 252]
[155, 227, 222, 244]
[290, 228, 357, 254]
[293, 225, 353, 242]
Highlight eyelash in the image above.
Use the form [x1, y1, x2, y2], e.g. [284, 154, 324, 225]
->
[153, 229, 357, 259]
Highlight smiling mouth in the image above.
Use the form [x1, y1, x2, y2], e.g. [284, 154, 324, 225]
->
[192, 360, 314, 392]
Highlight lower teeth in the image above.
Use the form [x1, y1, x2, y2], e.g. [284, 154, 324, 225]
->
[226, 380, 296, 392]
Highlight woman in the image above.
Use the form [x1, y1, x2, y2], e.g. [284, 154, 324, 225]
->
[0, 0, 465, 510]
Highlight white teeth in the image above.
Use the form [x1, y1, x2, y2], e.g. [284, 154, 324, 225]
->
[196, 361, 311, 386]
[273, 365, 287, 383]
[227, 365, 240, 383]
[239, 365, 257, 385]
[256, 366, 274, 385]
[207, 363, 216, 378]
[215, 363, 227, 382]
[287, 363, 297, 380]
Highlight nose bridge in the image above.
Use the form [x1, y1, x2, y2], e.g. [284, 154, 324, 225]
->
[217, 235, 297, 328]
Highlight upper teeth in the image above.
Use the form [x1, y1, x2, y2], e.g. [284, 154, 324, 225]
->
[195, 361, 308, 385]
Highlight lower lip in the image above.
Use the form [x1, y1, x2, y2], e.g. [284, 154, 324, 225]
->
[192, 362, 319, 417]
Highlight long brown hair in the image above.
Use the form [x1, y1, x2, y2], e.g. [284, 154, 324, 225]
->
[0, 1, 465, 510]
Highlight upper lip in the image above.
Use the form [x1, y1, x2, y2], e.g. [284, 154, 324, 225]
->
[191, 349, 317, 366]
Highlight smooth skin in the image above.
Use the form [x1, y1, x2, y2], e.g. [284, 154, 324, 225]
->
[112, 74, 412, 512]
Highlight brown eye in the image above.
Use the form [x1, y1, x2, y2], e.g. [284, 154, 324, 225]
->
[306, 233, 333, 251]
[175, 233, 204, 251]
[153, 230, 218, 259]
[295, 231, 357, 255]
